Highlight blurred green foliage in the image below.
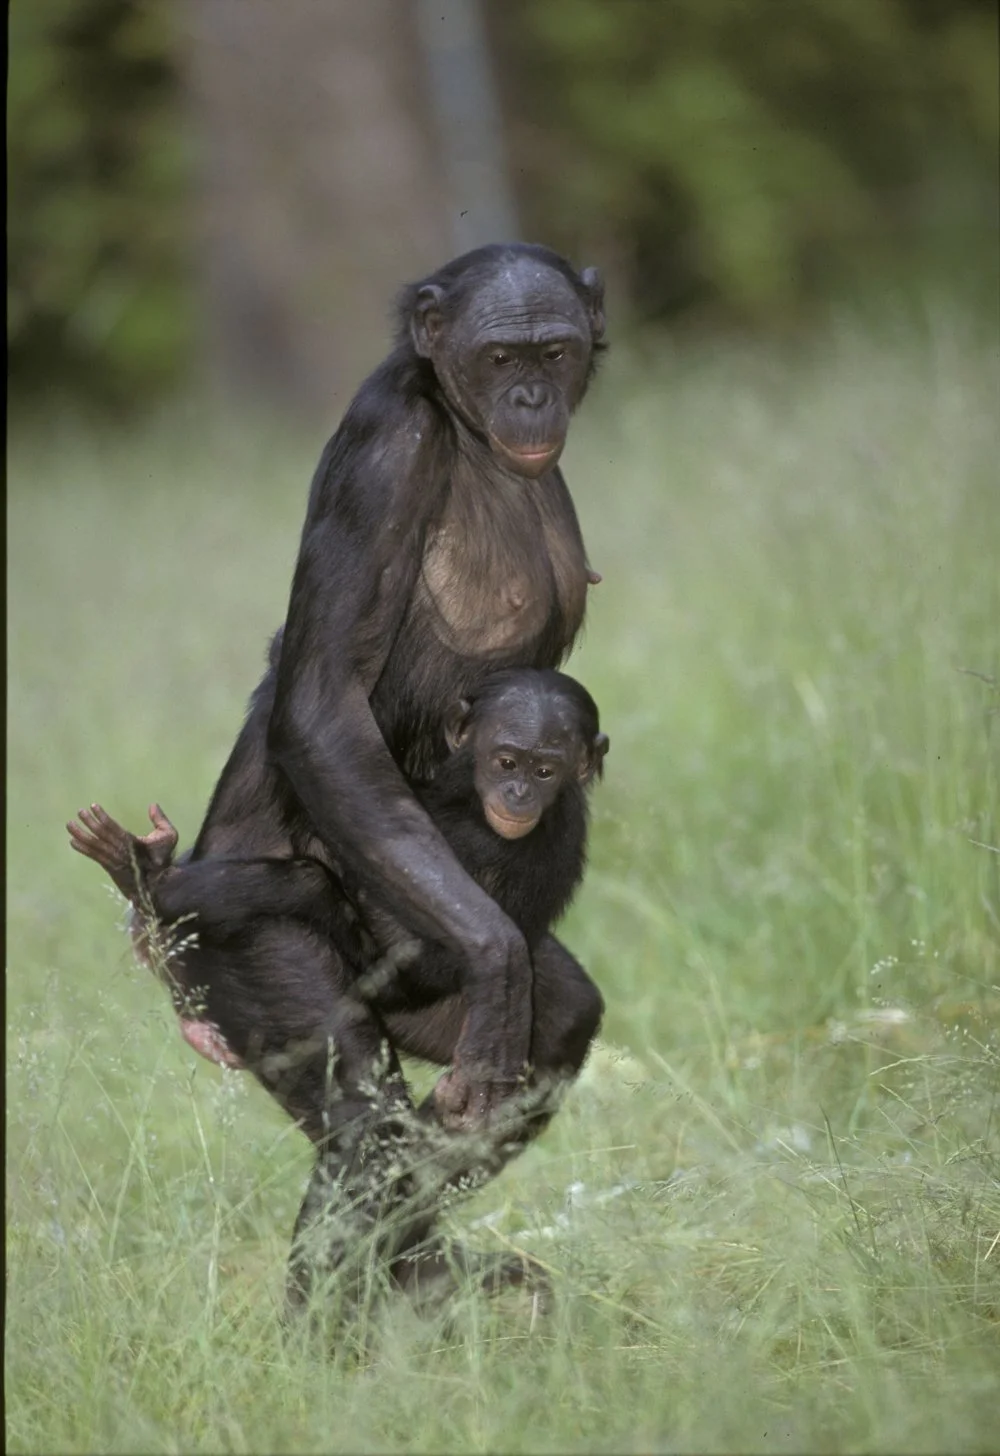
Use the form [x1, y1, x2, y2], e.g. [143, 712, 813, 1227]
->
[503, 0, 999, 323]
[7, 0, 998, 405]
[7, 320, 1000, 1454]
[8, 0, 191, 405]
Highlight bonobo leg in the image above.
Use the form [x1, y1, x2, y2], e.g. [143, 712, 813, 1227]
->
[182, 920, 550, 1316]
[387, 931, 603, 1174]
[381, 935, 601, 1307]
[68, 803, 338, 940]
[68, 802, 340, 1069]
[173, 919, 458, 1312]
[530, 933, 606, 1082]
[430, 937, 602, 1129]
[69, 804, 462, 1303]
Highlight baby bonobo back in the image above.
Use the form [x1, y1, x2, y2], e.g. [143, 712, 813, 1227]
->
[346, 668, 609, 1010]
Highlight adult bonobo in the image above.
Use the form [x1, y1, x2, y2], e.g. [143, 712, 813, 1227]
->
[70, 243, 608, 1304]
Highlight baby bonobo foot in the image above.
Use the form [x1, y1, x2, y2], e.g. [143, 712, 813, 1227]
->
[67, 802, 242, 1070]
[180, 1018, 245, 1070]
[67, 802, 178, 903]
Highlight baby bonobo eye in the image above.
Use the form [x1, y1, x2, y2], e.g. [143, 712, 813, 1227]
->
[498, 756, 517, 772]
[535, 766, 555, 780]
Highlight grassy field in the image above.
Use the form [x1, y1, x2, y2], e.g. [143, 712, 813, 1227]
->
[7, 306, 1000, 1453]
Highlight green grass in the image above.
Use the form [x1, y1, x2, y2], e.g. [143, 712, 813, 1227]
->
[7, 307, 1000, 1453]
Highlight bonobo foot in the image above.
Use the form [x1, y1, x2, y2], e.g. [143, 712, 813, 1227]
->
[67, 801, 178, 902]
[179, 1017, 245, 1070]
[392, 1241, 553, 1319]
[287, 1239, 552, 1327]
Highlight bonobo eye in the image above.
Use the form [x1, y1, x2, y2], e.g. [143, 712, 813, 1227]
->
[542, 346, 565, 363]
[491, 350, 512, 368]
[498, 756, 517, 772]
[535, 766, 555, 780]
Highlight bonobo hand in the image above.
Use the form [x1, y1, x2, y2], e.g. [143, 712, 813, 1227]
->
[432, 1064, 525, 1132]
[434, 914, 532, 1131]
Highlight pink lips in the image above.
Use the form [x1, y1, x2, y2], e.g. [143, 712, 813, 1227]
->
[488, 433, 563, 476]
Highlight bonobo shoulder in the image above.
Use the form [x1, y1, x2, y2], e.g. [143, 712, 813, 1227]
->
[307, 357, 446, 527]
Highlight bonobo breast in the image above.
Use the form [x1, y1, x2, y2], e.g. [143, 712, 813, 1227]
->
[418, 452, 587, 658]
[370, 458, 590, 782]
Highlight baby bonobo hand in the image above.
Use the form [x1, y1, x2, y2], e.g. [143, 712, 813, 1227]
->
[67, 802, 178, 902]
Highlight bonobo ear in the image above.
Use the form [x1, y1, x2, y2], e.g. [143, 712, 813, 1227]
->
[579, 731, 610, 783]
[443, 698, 473, 753]
[410, 283, 446, 358]
[580, 266, 605, 343]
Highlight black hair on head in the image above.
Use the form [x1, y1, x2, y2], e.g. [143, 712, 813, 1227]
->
[394, 242, 607, 359]
[469, 667, 601, 744]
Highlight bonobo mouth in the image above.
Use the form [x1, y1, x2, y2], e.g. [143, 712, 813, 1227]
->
[484, 803, 540, 840]
[488, 435, 564, 478]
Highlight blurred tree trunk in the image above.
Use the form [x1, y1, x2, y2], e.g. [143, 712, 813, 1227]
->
[180, 0, 450, 418]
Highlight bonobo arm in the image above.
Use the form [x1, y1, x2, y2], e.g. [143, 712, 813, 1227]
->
[267, 408, 533, 1128]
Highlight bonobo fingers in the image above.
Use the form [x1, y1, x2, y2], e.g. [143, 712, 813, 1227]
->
[432, 1065, 524, 1132]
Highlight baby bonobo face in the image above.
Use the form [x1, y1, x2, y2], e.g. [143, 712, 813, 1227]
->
[442, 673, 609, 840]
[471, 687, 592, 839]
[473, 722, 574, 839]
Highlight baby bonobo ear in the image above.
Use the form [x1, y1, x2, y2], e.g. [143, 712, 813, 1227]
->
[443, 698, 473, 753]
[579, 731, 610, 783]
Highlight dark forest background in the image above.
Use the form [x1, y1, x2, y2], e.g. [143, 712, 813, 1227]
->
[9, 0, 998, 414]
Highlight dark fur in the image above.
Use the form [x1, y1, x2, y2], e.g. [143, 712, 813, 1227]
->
[420, 735, 587, 948]
[327, 670, 604, 1014]
[83, 245, 609, 1305]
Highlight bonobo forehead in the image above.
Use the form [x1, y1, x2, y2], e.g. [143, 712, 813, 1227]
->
[480, 686, 583, 755]
[458, 259, 589, 343]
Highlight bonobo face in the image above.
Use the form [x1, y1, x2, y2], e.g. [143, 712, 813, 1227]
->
[445, 682, 609, 840]
[412, 257, 602, 480]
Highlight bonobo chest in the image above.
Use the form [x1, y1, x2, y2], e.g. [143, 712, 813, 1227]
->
[416, 460, 589, 658]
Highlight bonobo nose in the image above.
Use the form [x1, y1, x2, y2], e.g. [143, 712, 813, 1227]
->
[510, 382, 547, 411]
[507, 781, 530, 801]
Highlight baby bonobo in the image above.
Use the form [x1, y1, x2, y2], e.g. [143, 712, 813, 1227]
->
[68, 669, 608, 1078]
[351, 670, 609, 1043]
